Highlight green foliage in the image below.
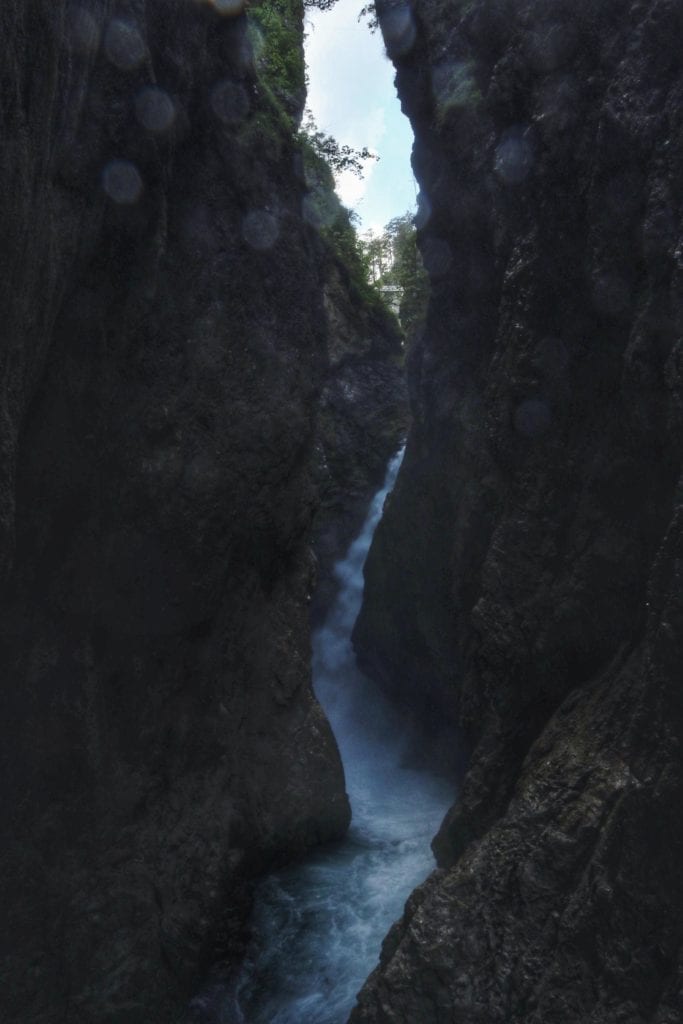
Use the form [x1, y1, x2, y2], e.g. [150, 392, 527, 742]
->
[432, 59, 482, 124]
[358, 3, 378, 30]
[387, 215, 429, 338]
[298, 133, 385, 311]
[360, 214, 429, 339]
[243, 0, 412, 339]
[299, 134, 427, 337]
[249, 0, 306, 115]
[331, 216, 383, 308]
[299, 113, 378, 178]
[359, 230, 392, 283]
[323, 209, 386, 311]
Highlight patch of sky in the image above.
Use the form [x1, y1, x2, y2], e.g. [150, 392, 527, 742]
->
[304, 0, 417, 234]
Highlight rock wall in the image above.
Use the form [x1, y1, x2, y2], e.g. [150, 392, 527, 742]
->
[312, 257, 407, 619]
[352, 0, 683, 1019]
[0, 1, 364, 1020]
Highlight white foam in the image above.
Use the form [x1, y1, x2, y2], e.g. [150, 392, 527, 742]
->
[233, 449, 452, 1024]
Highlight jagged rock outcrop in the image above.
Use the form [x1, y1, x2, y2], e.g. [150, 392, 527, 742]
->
[352, 0, 683, 1020]
[0, 2, 360, 1020]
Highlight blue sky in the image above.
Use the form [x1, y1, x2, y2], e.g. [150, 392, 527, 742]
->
[304, 0, 417, 234]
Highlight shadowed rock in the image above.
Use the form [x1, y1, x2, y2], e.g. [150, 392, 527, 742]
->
[0, 2, 352, 1020]
[352, 0, 683, 1020]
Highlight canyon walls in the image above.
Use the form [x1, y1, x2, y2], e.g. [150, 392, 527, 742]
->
[0, 1, 404, 1020]
[353, 0, 683, 1020]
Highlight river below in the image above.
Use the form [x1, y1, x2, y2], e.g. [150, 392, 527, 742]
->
[231, 451, 452, 1023]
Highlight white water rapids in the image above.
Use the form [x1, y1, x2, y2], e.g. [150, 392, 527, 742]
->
[197, 451, 452, 1023]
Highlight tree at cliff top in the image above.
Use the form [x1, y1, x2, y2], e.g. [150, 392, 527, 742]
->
[300, 112, 378, 177]
[361, 214, 429, 340]
[299, 118, 388, 314]
[247, 0, 387, 318]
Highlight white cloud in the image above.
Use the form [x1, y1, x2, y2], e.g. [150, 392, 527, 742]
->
[335, 163, 374, 210]
[305, 0, 416, 229]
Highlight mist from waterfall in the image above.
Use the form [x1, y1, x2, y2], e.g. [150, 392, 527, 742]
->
[228, 450, 452, 1024]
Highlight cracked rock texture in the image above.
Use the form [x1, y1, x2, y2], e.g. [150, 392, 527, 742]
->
[352, 0, 683, 1020]
[0, 0, 405, 1019]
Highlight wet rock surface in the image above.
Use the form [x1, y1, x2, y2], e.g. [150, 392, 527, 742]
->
[352, 0, 683, 1020]
[0, 2, 368, 1020]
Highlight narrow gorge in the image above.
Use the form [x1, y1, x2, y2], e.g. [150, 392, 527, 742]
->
[1, 1, 682, 1023]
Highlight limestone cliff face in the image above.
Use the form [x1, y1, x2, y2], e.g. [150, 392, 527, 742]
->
[0, 2, 356, 1021]
[353, 0, 683, 1019]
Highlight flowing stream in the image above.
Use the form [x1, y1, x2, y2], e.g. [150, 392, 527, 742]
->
[231, 451, 452, 1023]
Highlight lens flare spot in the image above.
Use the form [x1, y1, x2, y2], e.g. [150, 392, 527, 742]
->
[380, 3, 416, 58]
[135, 87, 175, 133]
[243, 210, 279, 251]
[210, 80, 250, 125]
[104, 19, 145, 71]
[495, 130, 535, 185]
[67, 7, 101, 54]
[414, 192, 432, 230]
[432, 61, 480, 114]
[102, 160, 143, 205]
[302, 190, 338, 230]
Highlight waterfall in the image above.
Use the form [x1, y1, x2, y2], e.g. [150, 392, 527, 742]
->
[211, 450, 452, 1024]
